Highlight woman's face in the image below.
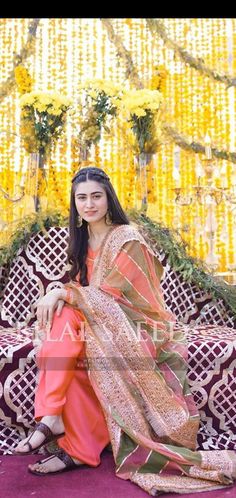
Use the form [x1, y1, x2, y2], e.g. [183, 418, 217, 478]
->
[74, 180, 108, 224]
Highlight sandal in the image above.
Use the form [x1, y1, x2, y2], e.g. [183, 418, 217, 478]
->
[13, 422, 65, 456]
[28, 448, 87, 476]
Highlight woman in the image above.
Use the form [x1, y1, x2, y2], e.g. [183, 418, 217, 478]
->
[14, 167, 236, 494]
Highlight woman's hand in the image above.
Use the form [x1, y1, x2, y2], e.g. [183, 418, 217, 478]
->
[36, 289, 65, 329]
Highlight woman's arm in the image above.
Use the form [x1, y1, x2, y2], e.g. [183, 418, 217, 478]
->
[36, 287, 70, 329]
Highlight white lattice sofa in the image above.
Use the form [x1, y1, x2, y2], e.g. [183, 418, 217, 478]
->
[0, 226, 236, 454]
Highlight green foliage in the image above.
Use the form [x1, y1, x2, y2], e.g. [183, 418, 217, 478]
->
[93, 90, 117, 128]
[130, 110, 154, 153]
[163, 125, 236, 164]
[129, 210, 236, 319]
[79, 91, 118, 149]
[24, 108, 64, 154]
[0, 211, 68, 269]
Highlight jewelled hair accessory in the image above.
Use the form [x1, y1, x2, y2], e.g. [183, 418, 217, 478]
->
[72, 167, 110, 183]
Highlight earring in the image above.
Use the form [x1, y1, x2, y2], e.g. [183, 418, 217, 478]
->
[105, 210, 112, 226]
[77, 214, 83, 228]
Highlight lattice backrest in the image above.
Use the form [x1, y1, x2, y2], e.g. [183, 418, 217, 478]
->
[0, 226, 235, 329]
[0, 227, 69, 328]
[159, 254, 235, 328]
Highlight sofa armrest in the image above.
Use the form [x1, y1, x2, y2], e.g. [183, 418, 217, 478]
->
[0, 227, 69, 328]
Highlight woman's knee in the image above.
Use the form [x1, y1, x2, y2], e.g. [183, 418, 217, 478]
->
[39, 305, 85, 346]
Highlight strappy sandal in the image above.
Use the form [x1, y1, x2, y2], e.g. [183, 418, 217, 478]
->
[13, 422, 65, 456]
[28, 448, 88, 476]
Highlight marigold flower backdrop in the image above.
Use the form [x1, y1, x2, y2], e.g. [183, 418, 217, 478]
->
[0, 18, 236, 272]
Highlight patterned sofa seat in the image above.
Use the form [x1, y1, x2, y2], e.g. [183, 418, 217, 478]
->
[0, 227, 236, 454]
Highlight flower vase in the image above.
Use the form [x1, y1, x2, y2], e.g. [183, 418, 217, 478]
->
[135, 152, 153, 213]
[27, 151, 47, 212]
[79, 145, 92, 167]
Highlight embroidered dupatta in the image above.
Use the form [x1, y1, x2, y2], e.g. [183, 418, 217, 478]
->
[66, 224, 235, 495]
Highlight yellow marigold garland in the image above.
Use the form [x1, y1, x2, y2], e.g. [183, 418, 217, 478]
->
[0, 19, 40, 103]
[146, 18, 236, 88]
[14, 64, 33, 95]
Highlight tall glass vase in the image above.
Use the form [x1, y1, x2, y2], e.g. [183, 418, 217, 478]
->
[27, 151, 47, 212]
[135, 152, 153, 213]
[79, 145, 92, 167]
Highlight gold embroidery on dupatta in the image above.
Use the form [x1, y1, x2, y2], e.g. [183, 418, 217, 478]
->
[73, 287, 153, 439]
[103, 416, 122, 460]
[90, 224, 156, 288]
[131, 472, 229, 495]
[69, 281, 197, 449]
[189, 466, 233, 484]
[200, 450, 236, 475]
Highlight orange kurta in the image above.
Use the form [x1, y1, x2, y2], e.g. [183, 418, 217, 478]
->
[34, 246, 110, 466]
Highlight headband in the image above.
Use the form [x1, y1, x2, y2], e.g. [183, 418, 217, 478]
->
[72, 167, 110, 183]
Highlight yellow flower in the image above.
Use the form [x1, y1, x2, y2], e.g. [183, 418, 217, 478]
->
[77, 79, 121, 151]
[119, 89, 162, 114]
[132, 108, 146, 118]
[148, 65, 169, 92]
[88, 90, 98, 99]
[50, 107, 63, 116]
[34, 103, 48, 113]
[19, 91, 72, 155]
[80, 79, 121, 98]
[118, 88, 163, 154]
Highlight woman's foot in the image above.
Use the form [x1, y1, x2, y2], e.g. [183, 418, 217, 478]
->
[14, 415, 65, 454]
[28, 449, 86, 475]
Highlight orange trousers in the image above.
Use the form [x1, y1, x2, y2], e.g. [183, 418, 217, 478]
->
[34, 305, 110, 466]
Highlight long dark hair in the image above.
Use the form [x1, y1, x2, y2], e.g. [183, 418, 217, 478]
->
[67, 166, 129, 285]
